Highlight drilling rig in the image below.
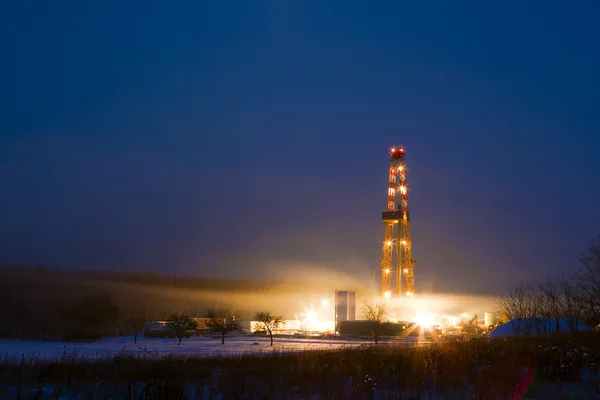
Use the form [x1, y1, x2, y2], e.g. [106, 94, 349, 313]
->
[380, 147, 416, 298]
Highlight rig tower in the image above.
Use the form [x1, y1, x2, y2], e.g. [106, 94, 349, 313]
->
[380, 147, 416, 298]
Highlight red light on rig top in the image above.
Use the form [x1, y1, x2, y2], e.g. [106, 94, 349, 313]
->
[399, 147, 404, 152]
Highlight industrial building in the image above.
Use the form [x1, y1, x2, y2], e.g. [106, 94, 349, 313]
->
[338, 320, 408, 337]
[142, 320, 206, 338]
[143, 317, 233, 338]
[237, 320, 302, 333]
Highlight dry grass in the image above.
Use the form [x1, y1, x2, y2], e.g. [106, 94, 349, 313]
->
[1, 334, 600, 399]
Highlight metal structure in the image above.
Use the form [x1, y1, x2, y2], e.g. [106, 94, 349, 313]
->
[380, 147, 416, 297]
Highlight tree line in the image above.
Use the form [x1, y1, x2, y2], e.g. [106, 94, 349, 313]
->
[0, 266, 296, 342]
[0, 286, 286, 345]
[499, 236, 600, 334]
[0, 266, 309, 293]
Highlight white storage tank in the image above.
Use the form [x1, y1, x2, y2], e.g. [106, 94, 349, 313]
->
[484, 312, 497, 327]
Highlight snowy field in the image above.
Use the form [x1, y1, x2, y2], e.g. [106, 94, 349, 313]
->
[1, 335, 596, 398]
[0, 335, 389, 360]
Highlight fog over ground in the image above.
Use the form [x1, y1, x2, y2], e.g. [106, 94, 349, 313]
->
[109, 263, 500, 321]
[0, 264, 499, 323]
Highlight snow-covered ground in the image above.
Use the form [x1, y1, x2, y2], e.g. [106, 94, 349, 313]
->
[490, 318, 590, 338]
[0, 335, 384, 360]
[1, 335, 594, 398]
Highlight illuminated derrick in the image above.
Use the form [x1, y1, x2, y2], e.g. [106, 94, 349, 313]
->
[380, 147, 416, 297]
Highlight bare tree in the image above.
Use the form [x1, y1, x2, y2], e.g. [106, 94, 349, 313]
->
[121, 310, 150, 344]
[206, 308, 239, 344]
[362, 300, 389, 344]
[558, 275, 585, 333]
[499, 283, 530, 334]
[539, 279, 563, 334]
[577, 236, 600, 326]
[255, 312, 283, 346]
[167, 313, 198, 344]
[525, 285, 544, 335]
[498, 236, 600, 336]
[500, 282, 551, 335]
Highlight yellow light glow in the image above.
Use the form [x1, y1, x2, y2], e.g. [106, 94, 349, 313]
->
[401, 240, 407, 246]
[415, 312, 434, 328]
[403, 268, 409, 273]
[399, 186, 407, 195]
[383, 291, 391, 299]
[321, 298, 329, 307]
[391, 147, 396, 153]
[304, 310, 318, 324]
[406, 291, 414, 296]
[386, 240, 392, 246]
[384, 268, 390, 275]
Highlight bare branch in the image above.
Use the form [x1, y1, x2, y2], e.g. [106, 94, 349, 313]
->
[255, 312, 283, 346]
[361, 300, 389, 344]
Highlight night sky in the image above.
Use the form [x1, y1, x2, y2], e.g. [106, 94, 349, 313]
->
[2, 1, 599, 294]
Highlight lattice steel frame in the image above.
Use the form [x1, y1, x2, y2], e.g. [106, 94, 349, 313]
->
[380, 147, 416, 297]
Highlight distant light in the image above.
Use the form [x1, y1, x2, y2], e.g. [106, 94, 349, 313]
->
[304, 310, 318, 324]
[384, 268, 391, 275]
[403, 268, 409, 273]
[390, 147, 396, 153]
[415, 312, 434, 328]
[406, 291, 414, 296]
[398, 166, 404, 172]
[399, 186, 407, 195]
[384, 291, 391, 299]
[401, 240, 407, 246]
[399, 148, 404, 152]
[321, 298, 329, 307]
[386, 240, 392, 246]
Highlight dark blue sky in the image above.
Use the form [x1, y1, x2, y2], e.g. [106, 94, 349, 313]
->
[1, 1, 599, 294]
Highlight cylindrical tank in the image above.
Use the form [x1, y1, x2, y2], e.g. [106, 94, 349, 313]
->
[484, 312, 497, 327]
